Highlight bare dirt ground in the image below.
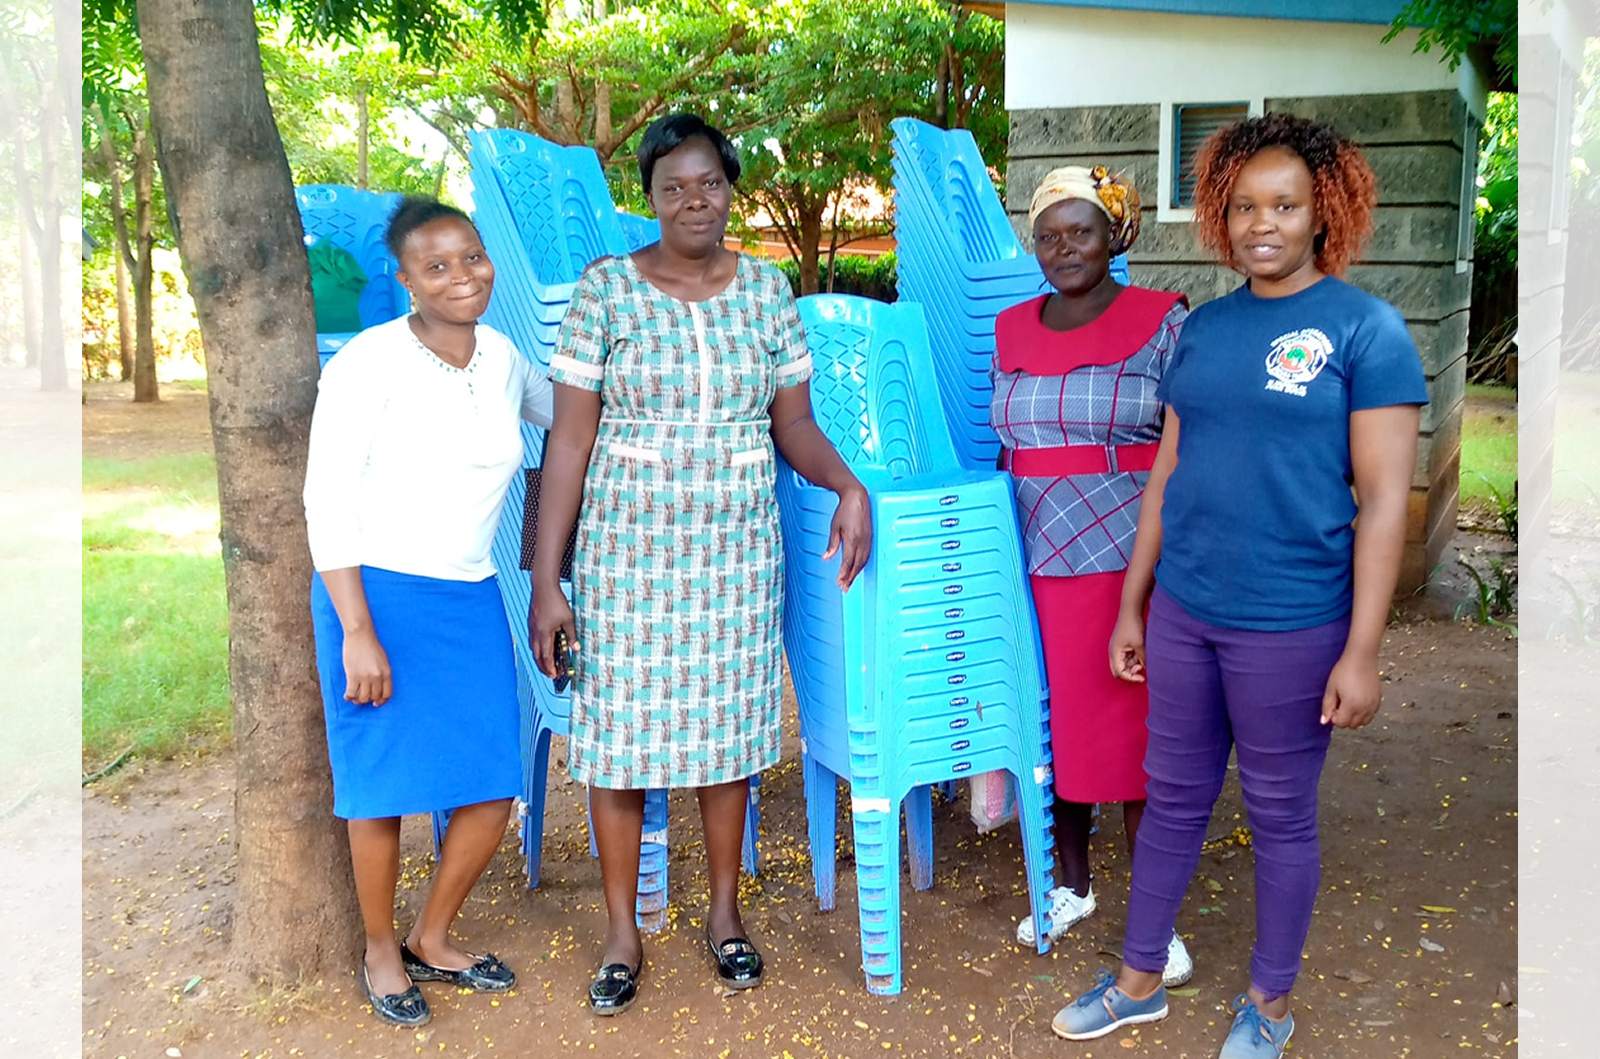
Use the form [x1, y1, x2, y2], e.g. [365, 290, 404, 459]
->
[83, 380, 214, 461]
[81, 384, 1518, 1059]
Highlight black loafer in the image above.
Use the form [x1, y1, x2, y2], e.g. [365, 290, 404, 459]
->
[706, 931, 763, 988]
[589, 958, 643, 1016]
[401, 943, 517, 992]
[361, 962, 431, 1026]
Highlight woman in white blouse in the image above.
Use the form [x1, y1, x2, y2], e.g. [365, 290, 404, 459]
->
[303, 198, 552, 1027]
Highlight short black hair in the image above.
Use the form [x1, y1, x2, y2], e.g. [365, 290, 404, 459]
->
[385, 197, 476, 261]
[638, 113, 742, 191]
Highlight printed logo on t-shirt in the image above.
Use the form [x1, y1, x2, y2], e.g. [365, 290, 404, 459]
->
[1263, 328, 1333, 398]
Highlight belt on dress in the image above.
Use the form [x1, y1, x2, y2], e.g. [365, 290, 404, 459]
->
[1001, 442, 1160, 477]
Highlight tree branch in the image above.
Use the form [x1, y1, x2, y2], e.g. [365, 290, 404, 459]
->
[94, 102, 139, 275]
[405, 104, 474, 162]
[597, 22, 748, 159]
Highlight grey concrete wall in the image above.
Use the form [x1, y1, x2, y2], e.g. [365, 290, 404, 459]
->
[1008, 90, 1473, 595]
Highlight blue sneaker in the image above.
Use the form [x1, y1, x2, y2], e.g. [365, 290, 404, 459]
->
[1218, 995, 1295, 1058]
[1051, 968, 1169, 1041]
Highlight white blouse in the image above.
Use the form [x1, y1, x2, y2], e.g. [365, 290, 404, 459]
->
[303, 315, 554, 581]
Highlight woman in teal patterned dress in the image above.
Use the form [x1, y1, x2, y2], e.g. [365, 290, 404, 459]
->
[530, 113, 873, 1015]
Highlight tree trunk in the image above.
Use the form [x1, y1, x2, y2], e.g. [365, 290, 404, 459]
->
[132, 121, 160, 404]
[933, 47, 951, 129]
[592, 0, 611, 145]
[551, 1, 577, 139]
[99, 103, 153, 395]
[115, 250, 134, 382]
[138, 0, 360, 986]
[17, 208, 39, 368]
[34, 59, 66, 391]
[797, 196, 825, 296]
[356, 82, 369, 190]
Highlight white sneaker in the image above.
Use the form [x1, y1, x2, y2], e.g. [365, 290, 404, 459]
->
[1162, 931, 1194, 987]
[1017, 885, 1096, 945]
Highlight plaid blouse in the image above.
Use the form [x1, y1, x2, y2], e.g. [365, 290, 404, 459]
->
[991, 288, 1188, 578]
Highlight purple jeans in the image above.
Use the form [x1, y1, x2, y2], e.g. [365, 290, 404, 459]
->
[1123, 586, 1350, 998]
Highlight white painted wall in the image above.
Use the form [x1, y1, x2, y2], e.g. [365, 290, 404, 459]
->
[1005, 4, 1487, 116]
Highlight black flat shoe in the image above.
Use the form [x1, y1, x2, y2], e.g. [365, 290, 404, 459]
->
[589, 957, 643, 1016]
[401, 943, 517, 992]
[705, 931, 763, 988]
[361, 962, 431, 1026]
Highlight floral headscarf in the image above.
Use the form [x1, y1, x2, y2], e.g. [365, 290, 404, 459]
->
[1027, 165, 1142, 256]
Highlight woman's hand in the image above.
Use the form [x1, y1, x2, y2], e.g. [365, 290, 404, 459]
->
[530, 581, 578, 680]
[1321, 650, 1382, 729]
[823, 484, 873, 591]
[1109, 611, 1148, 683]
[343, 628, 392, 706]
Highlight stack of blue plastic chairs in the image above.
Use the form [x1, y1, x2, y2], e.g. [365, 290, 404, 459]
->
[889, 118, 1129, 470]
[294, 185, 409, 367]
[459, 129, 755, 931]
[778, 294, 1057, 995]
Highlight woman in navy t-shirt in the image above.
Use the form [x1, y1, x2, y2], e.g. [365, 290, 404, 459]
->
[1051, 115, 1427, 1057]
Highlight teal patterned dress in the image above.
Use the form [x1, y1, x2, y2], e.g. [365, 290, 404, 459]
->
[549, 254, 813, 789]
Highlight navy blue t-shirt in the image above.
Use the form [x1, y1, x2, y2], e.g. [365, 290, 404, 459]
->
[1153, 276, 1428, 630]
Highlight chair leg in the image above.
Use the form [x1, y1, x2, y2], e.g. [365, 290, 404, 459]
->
[803, 753, 838, 911]
[636, 787, 670, 933]
[1014, 765, 1059, 955]
[741, 772, 761, 876]
[522, 725, 553, 888]
[905, 785, 935, 892]
[430, 808, 452, 861]
[852, 792, 905, 996]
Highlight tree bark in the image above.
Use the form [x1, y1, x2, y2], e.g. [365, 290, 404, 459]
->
[115, 251, 134, 381]
[356, 82, 370, 190]
[797, 195, 825, 296]
[592, 0, 611, 144]
[33, 56, 66, 392]
[100, 104, 159, 400]
[138, 0, 360, 985]
[17, 207, 39, 369]
[132, 120, 160, 404]
[551, 1, 577, 139]
[933, 47, 951, 129]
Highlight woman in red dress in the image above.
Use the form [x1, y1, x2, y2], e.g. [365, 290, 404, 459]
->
[991, 166, 1189, 984]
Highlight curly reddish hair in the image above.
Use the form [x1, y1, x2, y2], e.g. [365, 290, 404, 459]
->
[1190, 113, 1378, 277]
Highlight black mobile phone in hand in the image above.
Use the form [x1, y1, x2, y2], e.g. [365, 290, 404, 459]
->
[552, 629, 577, 694]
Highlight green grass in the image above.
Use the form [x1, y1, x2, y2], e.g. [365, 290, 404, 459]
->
[83, 452, 218, 496]
[82, 452, 231, 771]
[1461, 384, 1516, 506]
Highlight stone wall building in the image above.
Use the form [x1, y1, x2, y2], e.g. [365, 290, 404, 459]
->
[997, 0, 1490, 593]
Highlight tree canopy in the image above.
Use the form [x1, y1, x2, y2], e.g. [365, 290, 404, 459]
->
[1384, 0, 1516, 91]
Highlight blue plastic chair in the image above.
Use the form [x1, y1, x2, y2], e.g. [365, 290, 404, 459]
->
[294, 185, 409, 367]
[888, 118, 1130, 470]
[454, 130, 758, 924]
[778, 294, 1057, 995]
[615, 212, 661, 252]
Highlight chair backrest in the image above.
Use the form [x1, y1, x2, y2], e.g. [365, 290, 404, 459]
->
[889, 118, 1130, 283]
[468, 130, 629, 285]
[796, 295, 962, 479]
[294, 185, 409, 328]
[616, 213, 661, 252]
[889, 118, 1025, 267]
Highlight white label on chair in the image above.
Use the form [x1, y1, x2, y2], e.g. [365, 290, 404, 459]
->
[1035, 765, 1051, 786]
[800, 737, 808, 755]
[851, 796, 892, 814]
[641, 828, 668, 847]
